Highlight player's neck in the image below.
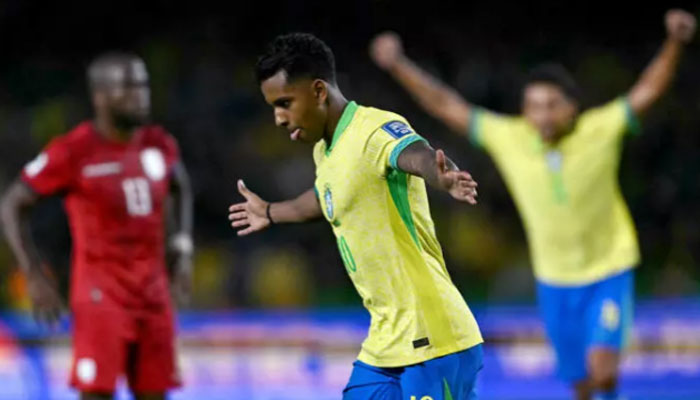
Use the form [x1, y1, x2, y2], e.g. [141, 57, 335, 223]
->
[549, 125, 576, 144]
[323, 91, 349, 145]
[94, 116, 133, 143]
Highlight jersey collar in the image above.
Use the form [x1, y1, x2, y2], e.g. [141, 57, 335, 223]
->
[326, 101, 358, 155]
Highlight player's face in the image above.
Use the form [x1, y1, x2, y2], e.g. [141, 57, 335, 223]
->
[96, 60, 151, 132]
[522, 83, 577, 143]
[260, 71, 328, 143]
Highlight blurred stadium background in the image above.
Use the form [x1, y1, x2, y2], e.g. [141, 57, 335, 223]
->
[0, 1, 698, 399]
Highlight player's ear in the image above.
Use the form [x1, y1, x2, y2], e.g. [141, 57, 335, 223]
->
[312, 79, 328, 105]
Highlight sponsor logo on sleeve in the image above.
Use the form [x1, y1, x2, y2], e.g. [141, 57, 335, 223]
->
[381, 121, 414, 139]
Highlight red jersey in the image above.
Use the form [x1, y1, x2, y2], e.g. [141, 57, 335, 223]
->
[22, 121, 179, 309]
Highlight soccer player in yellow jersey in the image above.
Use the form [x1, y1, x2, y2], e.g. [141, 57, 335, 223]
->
[370, 9, 696, 400]
[229, 33, 484, 399]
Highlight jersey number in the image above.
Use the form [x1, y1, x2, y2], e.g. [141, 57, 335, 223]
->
[122, 178, 152, 216]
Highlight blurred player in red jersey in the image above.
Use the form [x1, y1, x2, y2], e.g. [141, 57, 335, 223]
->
[0, 52, 193, 400]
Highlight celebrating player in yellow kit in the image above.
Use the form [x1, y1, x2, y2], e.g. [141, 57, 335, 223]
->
[370, 9, 696, 400]
[229, 33, 483, 399]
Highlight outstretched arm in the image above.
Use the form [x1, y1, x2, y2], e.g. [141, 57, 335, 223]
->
[228, 180, 322, 236]
[370, 32, 475, 136]
[396, 141, 478, 205]
[627, 9, 696, 115]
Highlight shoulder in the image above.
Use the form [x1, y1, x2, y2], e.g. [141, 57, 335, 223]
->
[43, 121, 96, 160]
[140, 125, 180, 158]
[56, 121, 96, 147]
[358, 106, 415, 139]
[141, 124, 177, 145]
[577, 98, 626, 125]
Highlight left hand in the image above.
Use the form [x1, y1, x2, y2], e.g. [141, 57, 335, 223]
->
[168, 233, 194, 306]
[435, 149, 478, 204]
[666, 9, 696, 43]
[26, 266, 65, 328]
[171, 255, 193, 306]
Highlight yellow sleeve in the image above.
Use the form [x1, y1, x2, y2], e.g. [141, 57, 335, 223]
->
[468, 108, 522, 155]
[365, 119, 427, 176]
[577, 97, 641, 140]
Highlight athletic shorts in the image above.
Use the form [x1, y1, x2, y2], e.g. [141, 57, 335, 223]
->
[343, 344, 483, 400]
[536, 269, 634, 382]
[69, 301, 180, 393]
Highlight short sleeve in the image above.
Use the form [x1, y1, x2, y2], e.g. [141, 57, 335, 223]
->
[468, 108, 524, 155]
[21, 137, 75, 196]
[162, 133, 181, 173]
[365, 119, 427, 176]
[145, 126, 181, 175]
[577, 97, 641, 140]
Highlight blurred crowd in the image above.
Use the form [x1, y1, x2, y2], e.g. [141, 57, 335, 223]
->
[0, 2, 697, 310]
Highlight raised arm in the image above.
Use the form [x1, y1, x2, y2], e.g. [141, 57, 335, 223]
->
[228, 180, 322, 236]
[370, 32, 474, 136]
[0, 180, 64, 325]
[397, 141, 478, 204]
[627, 9, 696, 115]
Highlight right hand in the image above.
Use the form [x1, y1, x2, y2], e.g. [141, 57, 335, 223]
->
[370, 32, 405, 71]
[435, 149, 478, 205]
[27, 267, 64, 327]
[228, 179, 271, 236]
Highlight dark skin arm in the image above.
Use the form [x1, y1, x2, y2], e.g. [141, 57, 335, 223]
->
[0, 180, 64, 325]
[167, 162, 194, 306]
[226, 142, 477, 235]
[228, 181, 321, 236]
[372, 10, 696, 132]
[396, 141, 478, 204]
[371, 32, 474, 137]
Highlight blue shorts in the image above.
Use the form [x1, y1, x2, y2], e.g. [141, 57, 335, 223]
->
[343, 344, 483, 400]
[536, 269, 634, 383]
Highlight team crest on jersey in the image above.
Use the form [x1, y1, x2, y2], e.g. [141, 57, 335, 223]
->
[324, 185, 334, 220]
[545, 150, 563, 172]
[24, 152, 48, 178]
[140, 148, 166, 181]
[381, 120, 413, 139]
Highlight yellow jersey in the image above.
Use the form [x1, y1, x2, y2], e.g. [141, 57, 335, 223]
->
[470, 98, 641, 285]
[313, 101, 482, 367]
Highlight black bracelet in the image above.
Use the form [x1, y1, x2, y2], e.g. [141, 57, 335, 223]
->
[266, 203, 274, 224]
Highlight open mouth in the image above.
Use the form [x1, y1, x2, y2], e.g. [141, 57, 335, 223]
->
[290, 128, 302, 141]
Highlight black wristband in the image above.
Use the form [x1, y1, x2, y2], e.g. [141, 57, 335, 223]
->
[266, 203, 274, 224]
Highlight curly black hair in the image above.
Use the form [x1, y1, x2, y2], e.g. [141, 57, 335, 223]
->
[255, 32, 336, 85]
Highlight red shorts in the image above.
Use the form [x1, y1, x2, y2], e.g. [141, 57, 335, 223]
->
[69, 301, 180, 393]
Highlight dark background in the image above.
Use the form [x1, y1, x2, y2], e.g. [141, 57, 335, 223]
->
[0, 1, 698, 310]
